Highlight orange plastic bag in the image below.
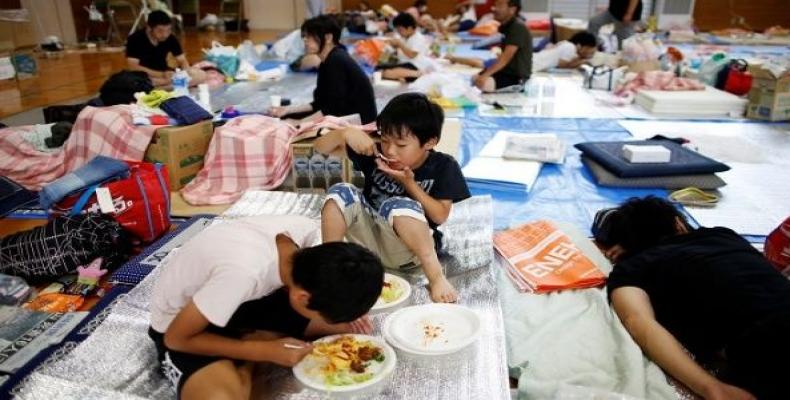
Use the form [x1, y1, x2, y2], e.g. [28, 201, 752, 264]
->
[355, 38, 387, 66]
[469, 20, 500, 36]
[494, 220, 607, 293]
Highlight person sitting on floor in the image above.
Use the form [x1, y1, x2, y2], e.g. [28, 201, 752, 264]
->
[406, 0, 439, 32]
[594, 196, 790, 400]
[314, 93, 471, 303]
[587, 0, 642, 50]
[377, 13, 432, 82]
[269, 15, 377, 124]
[444, 0, 479, 33]
[148, 215, 383, 400]
[532, 31, 597, 72]
[473, 0, 532, 92]
[125, 10, 190, 87]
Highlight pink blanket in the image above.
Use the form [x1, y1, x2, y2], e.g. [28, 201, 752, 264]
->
[181, 115, 375, 205]
[0, 105, 157, 191]
[616, 70, 706, 97]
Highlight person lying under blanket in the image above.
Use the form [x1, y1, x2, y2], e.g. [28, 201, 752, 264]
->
[593, 196, 790, 400]
[148, 215, 383, 399]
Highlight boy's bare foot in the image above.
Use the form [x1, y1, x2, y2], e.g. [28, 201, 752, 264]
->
[429, 276, 458, 303]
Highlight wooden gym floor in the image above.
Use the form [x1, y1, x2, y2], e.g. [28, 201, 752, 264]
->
[0, 29, 285, 119]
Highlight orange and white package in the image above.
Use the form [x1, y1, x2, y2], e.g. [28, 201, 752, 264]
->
[494, 220, 607, 293]
[24, 293, 85, 313]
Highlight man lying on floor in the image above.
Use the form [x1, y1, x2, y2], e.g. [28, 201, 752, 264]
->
[148, 215, 383, 399]
[594, 196, 790, 400]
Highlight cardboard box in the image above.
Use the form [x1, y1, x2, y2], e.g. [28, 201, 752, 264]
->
[285, 137, 361, 193]
[553, 18, 587, 42]
[144, 121, 215, 190]
[746, 64, 790, 121]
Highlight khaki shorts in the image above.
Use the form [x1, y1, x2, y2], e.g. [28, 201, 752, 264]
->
[325, 183, 428, 269]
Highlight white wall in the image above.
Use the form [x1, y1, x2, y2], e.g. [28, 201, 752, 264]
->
[550, 0, 654, 20]
[245, 0, 342, 30]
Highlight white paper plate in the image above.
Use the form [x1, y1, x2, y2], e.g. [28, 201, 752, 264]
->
[371, 273, 411, 312]
[293, 334, 397, 394]
[382, 304, 481, 355]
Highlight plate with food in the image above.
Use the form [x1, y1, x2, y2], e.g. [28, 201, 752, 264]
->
[371, 273, 411, 312]
[293, 334, 397, 394]
[382, 303, 481, 356]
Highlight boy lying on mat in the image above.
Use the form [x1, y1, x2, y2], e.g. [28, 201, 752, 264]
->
[314, 93, 470, 303]
[594, 197, 790, 400]
[148, 215, 383, 399]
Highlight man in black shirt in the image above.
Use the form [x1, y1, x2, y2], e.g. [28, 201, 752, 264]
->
[125, 11, 189, 86]
[474, 0, 532, 92]
[587, 0, 642, 49]
[595, 196, 790, 400]
[269, 15, 377, 124]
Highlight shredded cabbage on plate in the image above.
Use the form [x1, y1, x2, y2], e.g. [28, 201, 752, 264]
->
[379, 280, 403, 303]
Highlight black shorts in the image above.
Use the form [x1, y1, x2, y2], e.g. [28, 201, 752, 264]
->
[492, 71, 526, 91]
[375, 62, 418, 71]
[148, 288, 310, 396]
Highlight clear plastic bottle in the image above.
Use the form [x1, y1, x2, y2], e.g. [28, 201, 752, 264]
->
[171, 68, 190, 96]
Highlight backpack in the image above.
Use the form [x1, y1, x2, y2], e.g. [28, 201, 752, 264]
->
[99, 70, 154, 106]
[765, 217, 790, 276]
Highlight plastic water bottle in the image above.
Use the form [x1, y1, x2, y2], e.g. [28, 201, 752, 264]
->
[172, 68, 190, 96]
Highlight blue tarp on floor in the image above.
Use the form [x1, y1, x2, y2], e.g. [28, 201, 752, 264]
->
[458, 113, 666, 232]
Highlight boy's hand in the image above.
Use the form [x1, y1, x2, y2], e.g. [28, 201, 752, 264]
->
[429, 275, 458, 303]
[702, 381, 755, 400]
[268, 106, 290, 118]
[345, 128, 377, 156]
[376, 159, 415, 184]
[259, 337, 313, 366]
[349, 315, 374, 334]
[474, 73, 489, 89]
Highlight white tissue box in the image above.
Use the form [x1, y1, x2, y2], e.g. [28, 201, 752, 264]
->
[622, 144, 671, 163]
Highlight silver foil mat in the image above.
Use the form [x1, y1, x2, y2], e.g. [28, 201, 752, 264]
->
[14, 192, 507, 400]
[209, 72, 408, 115]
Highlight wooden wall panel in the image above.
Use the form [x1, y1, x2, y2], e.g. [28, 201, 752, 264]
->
[693, 0, 790, 32]
[0, 0, 22, 9]
[342, 0, 455, 19]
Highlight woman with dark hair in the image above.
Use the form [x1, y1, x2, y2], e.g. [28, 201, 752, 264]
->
[268, 15, 377, 124]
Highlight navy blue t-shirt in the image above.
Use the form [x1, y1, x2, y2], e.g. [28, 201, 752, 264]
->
[347, 147, 471, 246]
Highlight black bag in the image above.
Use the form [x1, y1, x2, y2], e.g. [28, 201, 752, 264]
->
[0, 176, 37, 218]
[0, 214, 131, 283]
[99, 70, 154, 106]
[43, 103, 87, 124]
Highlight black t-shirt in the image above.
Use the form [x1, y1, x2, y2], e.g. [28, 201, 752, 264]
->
[224, 287, 310, 338]
[312, 46, 377, 124]
[498, 17, 532, 79]
[608, 0, 643, 22]
[607, 227, 790, 361]
[125, 29, 183, 72]
[347, 147, 471, 245]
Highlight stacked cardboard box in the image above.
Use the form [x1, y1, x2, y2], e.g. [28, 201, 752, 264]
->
[286, 137, 363, 193]
[144, 121, 215, 190]
[747, 64, 790, 122]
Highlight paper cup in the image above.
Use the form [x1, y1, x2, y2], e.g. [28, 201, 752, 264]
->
[270, 95, 282, 107]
